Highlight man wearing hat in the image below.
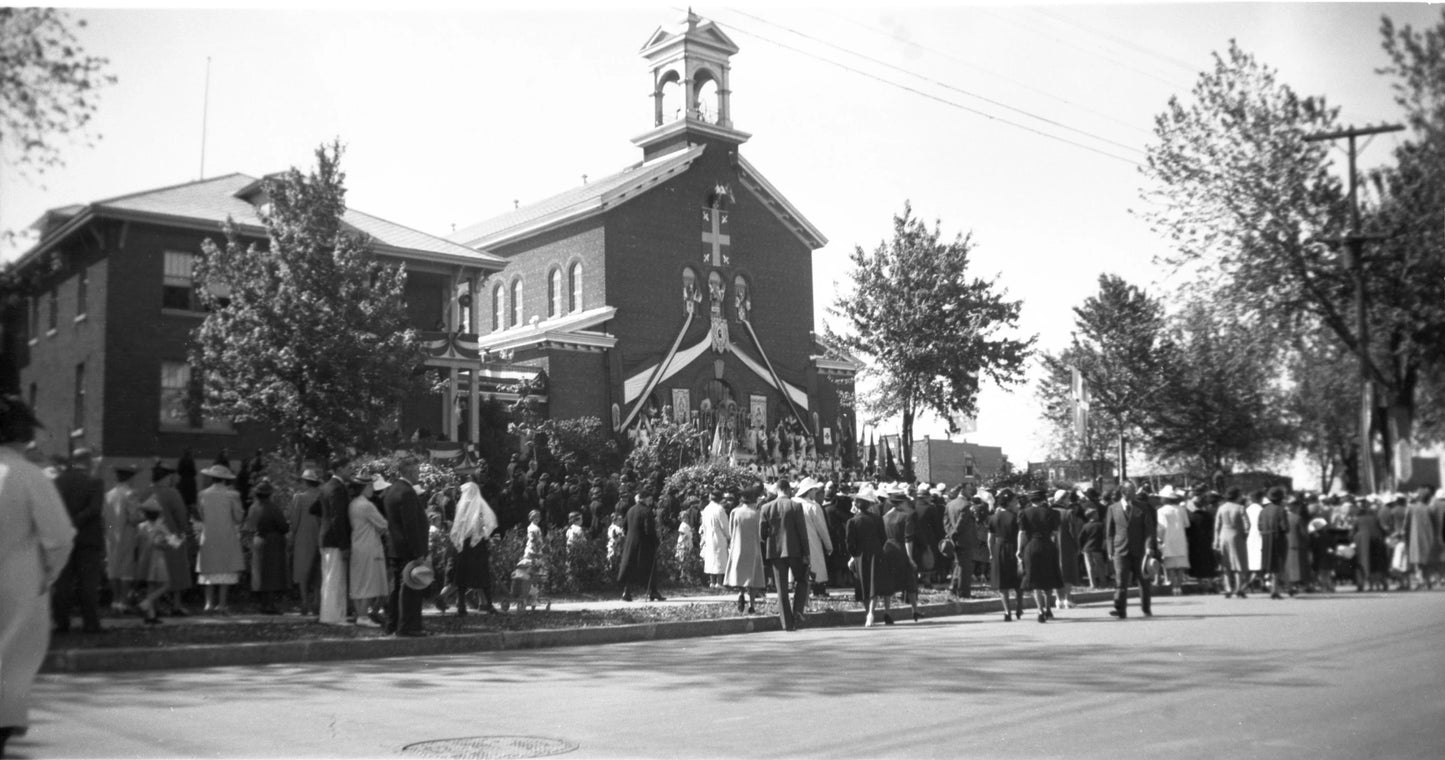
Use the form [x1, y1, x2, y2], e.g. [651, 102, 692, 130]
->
[382, 458, 432, 636]
[103, 462, 144, 614]
[147, 461, 194, 616]
[288, 468, 324, 617]
[316, 456, 354, 625]
[912, 483, 945, 589]
[51, 448, 107, 633]
[760, 479, 810, 630]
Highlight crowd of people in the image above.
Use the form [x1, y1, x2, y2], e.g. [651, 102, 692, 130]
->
[6, 385, 1445, 756]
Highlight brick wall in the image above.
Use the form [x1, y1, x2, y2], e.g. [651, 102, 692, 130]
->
[485, 220, 606, 334]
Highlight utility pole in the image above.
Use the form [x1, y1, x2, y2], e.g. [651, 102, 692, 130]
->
[1303, 122, 1403, 494]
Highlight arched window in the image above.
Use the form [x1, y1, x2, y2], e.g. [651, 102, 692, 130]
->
[548, 267, 562, 318]
[694, 72, 719, 123]
[491, 283, 504, 332]
[569, 262, 582, 313]
[510, 279, 523, 328]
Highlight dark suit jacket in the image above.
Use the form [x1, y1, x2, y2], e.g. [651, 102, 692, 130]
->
[317, 476, 352, 550]
[914, 496, 944, 548]
[381, 479, 429, 562]
[54, 467, 105, 548]
[760, 495, 809, 561]
[1105, 498, 1158, 560]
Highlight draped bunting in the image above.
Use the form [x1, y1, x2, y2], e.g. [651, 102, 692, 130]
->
[419, 330, 481, 361]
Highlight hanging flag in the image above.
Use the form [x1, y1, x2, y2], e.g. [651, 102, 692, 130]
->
[1071, 366, 1090, 439]
[867, 432, 877, 476]
[883, 437, 901, 481]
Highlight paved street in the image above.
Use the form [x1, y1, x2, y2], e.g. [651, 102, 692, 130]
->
[23, 590, 1445, 760]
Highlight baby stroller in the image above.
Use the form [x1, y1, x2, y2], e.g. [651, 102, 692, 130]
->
[504, 558, 549, 612]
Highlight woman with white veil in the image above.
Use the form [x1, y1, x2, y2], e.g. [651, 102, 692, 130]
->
[449, 477, 499, 615]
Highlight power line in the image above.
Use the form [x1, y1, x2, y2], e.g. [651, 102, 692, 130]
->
[724, 8, 1145, 157]
[819, 7, 1152, 137]
[1030, 7, 1201, 78]
[980, 7, 1193, 93]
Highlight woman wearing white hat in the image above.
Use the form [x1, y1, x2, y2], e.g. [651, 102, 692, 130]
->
[795, 478, 834, 601]
[195, 464, 244, 614]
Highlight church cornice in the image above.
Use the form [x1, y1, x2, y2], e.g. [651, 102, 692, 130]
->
[630, 118, 750, 151]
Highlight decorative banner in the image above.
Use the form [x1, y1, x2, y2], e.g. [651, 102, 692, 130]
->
[671, 388, 690, 424]
[822, 427, 833, 447]
[420, 330, 481, 360]
[750, 394, 768, 430]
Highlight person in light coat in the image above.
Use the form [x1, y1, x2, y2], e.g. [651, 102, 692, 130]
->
[1156, 485, 1192, 595]
[724, 487, 766, 614]
[103, 464, 143, 612]
[795, 478, 834, 600]
[699, 489, 730, 588]
[195, 464, 245, 614]
[0, 397, 75, 756]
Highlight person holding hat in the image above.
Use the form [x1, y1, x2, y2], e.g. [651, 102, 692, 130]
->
[0, 395, 76, 756]
[145, 462, 194, 616]
[988, 489, 1024, 621]
[1018, 490, 1063, 623]
[51, 448, 107, 633]
[103, 462, 144, 614]
[382, 458, 431, 636]
[244, 479, 290, 614]
[196, 463, 245, 614]
[1105, 489, 1159, 619]
[287, 468, 324, 617]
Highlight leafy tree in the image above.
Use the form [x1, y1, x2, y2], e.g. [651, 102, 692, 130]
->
[191, 142, 429, 462]
[1286, 331, 1361, 492]
[1144, 300, 1294, 476]
[533, 416, 622, 474]
[830, 202, 1034, 480]
[0, 8, 115, 179]
[1037, 274, 1172, 477]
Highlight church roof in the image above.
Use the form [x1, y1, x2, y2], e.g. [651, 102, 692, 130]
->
[19, 173, 504, 272]
[446, 144, 706, 251]
[448, 144, 827, 252]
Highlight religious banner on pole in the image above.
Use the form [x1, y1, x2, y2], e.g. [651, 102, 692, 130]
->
[671, 388, 690, 425]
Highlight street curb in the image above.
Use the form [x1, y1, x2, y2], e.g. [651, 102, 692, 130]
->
[41, 589, 1141, 674]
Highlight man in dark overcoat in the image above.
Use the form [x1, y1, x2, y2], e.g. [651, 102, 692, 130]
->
[944, 487, 978, 599]
[382, 459, 431, 636]
[912, 486, 944, 587]
[51, 448, 107, 633]
[761, 479, 810, 631]
[617, 489, 661, 601]
[1105, 489, 1159, 618]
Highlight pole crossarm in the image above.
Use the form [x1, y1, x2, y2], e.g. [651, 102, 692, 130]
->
[1302, 124, 1405, 142]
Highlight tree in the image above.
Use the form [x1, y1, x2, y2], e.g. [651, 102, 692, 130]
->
[1037, 274, 1173, 477]
[830, 202, 1034, 480]
[0, 9, 115, 179]
[191, 142, 429, 461]
[1144, 300, 1294, 476]
[1287, 330, 1361, 492]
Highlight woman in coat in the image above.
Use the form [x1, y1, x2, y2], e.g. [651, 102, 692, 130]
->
[988, 489, 1023, 621]
[1351, 504, 1388, 592]
[1213, 488, 1251, 598]
[195, 464, 245, 614]
[449, 479, 498, 615]
[1156, 487, 1192, 596]
[1245, 491, 1266, 592]
[1018, 490, 1063, 623]
[1186, 492, 1219, 593]
[725, 488, 767, 614]
[1257, 488, 1291, 599]
[347, 476, 390, 624]
[1283, 497, 1312, 596]
[0, 397, 75, 755]
[796, 479, 834, 598]
[244, 479, 290, 614]
[880, 489, 921, 624]
[1054, 493, 1084, 608]
[845, 486, 888, 626]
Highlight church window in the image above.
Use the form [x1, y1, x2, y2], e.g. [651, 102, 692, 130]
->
[548, 267, 562, 318]
[491, 283, 504, 332]
[510, 278, 523, 328]
[569, 262, 582, 312]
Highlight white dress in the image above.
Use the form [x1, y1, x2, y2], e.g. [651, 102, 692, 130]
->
[1246, 501, 1265, 572]
[699, 501, 730, 574]
[1156, 502, 1191, 570]
[0, 446, 75, 729]
[347, 496, 389, 599]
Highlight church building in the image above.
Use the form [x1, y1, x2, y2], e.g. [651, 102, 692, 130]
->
[450, 12, 859, 466]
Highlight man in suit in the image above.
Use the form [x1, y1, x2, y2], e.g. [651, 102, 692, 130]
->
[51, 448, 107, 633]
[944, 487, 978, 599]
[315, 456, 353, 624]
[760, 479, 810, 631]
[383, 458, 431, 636]
[1105, 487, 1159, 618]
[913, 485, 944, 588]
[617, 489, 662, 602]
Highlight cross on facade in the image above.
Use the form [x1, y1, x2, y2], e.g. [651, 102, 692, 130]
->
[702, 206, 730, 266]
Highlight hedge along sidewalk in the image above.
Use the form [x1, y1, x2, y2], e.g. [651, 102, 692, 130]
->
[41, 589, 1143, 674]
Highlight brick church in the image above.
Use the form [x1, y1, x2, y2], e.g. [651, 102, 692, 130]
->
[450, 11, 859, 466]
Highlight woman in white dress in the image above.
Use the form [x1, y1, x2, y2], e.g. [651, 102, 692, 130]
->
[795, 478, 834, 600]
[195, 465, 244, 614]
[1245, 490, 1266, 592]
[699, 491, 731, 588]
[1155, 486, 1191, 595]
[347, 476, 389, 625]
[0, 397, 75, 755]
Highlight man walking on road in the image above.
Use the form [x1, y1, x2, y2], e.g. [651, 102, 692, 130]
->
[1105, 488, 1158, 619]
[760, 479, 809, 631]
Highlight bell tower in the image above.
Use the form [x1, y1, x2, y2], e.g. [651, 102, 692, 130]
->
[633, 10, 751, 161]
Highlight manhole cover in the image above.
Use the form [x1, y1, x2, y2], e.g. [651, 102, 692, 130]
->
[401, 736, 578, 759]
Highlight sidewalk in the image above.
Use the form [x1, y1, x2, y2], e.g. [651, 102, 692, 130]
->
[42, 586, 1146, 674]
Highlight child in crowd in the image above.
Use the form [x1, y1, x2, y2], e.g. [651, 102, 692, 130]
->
[607, 512, 626, 572]
[135, 503, 182, 624]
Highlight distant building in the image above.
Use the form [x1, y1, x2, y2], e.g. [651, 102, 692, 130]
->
[910, 438, 1005, 486]
[1028, 458, 1117, 486]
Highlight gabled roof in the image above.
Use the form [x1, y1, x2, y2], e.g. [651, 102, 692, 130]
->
[639, 10, 740, 57]
[18, 173, 504, 272]
[446, 144, 706, 251]
[447, 143, 827, 253]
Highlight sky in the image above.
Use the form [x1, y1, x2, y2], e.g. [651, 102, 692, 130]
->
[2, 2, 1439, 468]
